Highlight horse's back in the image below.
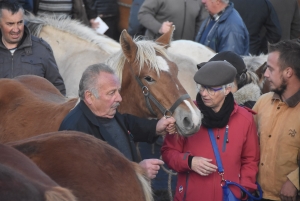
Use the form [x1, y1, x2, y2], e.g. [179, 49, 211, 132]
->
[0, 143, 76, 201]
[0, 75, 78, 143]
[9, 131, 152, 201]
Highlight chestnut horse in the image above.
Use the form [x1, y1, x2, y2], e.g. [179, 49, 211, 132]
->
[8, 131, 153, 201]
[0, 75, 78, 143]
[0, 143, 76, 201]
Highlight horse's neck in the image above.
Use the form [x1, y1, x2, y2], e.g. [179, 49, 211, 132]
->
[39, 26, 111, 62]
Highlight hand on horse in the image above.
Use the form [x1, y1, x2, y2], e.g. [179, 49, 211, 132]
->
[156, 116, 177, 135]
[191, 156, 217, 176]
[159, 21, 173, 34]
[280, 179, 297, 201]
[139, 159, 164, 179]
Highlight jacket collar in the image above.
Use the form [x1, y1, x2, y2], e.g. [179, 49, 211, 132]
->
[272, 89, 300, 107]
[215, 2, 233, 23]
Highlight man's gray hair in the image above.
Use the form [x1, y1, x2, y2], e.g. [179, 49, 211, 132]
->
[221, 0, 229, 4]
[78, 63, 115, 100]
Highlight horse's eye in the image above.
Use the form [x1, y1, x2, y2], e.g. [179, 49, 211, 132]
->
[144, 76, 155, 82]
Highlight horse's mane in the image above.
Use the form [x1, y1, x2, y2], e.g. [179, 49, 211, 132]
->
[25, 14, 120, 55]
[106, 38, 171, 82]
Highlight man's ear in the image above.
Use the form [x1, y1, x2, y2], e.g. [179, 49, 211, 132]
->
[84, 91, 94, 105]
[285, 67, 293, 78]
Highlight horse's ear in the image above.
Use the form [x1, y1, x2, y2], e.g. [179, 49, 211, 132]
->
[155, 25, 175, 48]
[255, 62, 267, 79]
[120, 29, 137, 63]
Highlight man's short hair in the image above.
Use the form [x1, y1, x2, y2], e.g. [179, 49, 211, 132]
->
[221, 0, 229, 4]
[79, 63, 115, 100]
[268, 40, 300, 80]
[0, 0, 24, 18]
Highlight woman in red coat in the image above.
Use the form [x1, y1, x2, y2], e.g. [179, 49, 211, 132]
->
[161, 61, 260, 201]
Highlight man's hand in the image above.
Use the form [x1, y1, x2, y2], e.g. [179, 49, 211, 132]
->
[139, 159, 164, 179]
[280, 179, 298, 201]
[90, 18, 99, 29]
[191, 156, 217, 176]
[156, 116, 176, 135]
[159, 21, 173, 34]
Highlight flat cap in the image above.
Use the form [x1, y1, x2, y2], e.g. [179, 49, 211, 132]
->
[197, 51, 246, 75]
[194, 61, 237, 87]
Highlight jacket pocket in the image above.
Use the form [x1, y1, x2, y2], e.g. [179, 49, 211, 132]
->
[21, 57, 44, 76]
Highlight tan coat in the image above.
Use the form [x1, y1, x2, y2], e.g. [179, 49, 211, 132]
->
[253, 92, 300, 200]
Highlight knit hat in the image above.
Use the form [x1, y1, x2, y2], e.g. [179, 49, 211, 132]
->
[197, 51, 247, 75]
[194, 61, 237, 87]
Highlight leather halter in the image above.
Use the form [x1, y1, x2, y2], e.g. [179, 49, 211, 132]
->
[135, 76, 190, 117]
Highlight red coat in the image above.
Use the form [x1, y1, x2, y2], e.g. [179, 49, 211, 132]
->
[161, 103, 260, 201]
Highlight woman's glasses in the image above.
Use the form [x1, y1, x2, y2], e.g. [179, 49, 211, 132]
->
[199, 85, 223, 95]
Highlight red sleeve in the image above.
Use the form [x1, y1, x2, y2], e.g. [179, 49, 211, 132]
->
[161, 133, 192, 173]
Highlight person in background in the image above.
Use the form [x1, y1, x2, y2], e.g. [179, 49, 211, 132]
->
[137, 0, 208, 40]
[93, 0, 120, 41]
[253, 40, 300, 201]
[231, 0, 281, 55]
[162, 61, 259, 200]
[195, 0, 249, 55]
[59, 63, 177, 179]
[0, 0, 66, 95]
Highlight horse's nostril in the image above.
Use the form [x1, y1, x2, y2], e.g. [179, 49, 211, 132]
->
[183, 117, 192, 128]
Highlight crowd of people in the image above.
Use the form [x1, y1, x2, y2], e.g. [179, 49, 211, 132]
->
[1, 0, 300, 200]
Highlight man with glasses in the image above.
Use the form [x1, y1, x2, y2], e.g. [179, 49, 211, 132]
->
[161, 61, 260, 200]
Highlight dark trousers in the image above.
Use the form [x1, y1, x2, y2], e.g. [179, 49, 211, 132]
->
[102, 15, 120, 42]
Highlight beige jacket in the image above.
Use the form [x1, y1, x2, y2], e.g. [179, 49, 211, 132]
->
[253, 91, 300, 200]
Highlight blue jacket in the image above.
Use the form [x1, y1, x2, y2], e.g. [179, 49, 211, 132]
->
[195, 2, 249, 55]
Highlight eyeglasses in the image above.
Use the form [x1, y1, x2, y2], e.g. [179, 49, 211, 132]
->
[199, 85, 223, 95]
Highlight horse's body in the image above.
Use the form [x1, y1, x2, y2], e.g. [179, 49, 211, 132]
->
[0, 75, 78, 143]
[8, 131, 153, 201]
[0, 143, 76, 201]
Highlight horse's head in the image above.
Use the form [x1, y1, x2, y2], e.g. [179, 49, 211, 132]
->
[107, 27, 201, 137]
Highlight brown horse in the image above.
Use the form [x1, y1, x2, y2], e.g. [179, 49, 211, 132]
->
[0, 143, 76, 201]
[8, 131, 153, 201]
[0, 75, 78, 143]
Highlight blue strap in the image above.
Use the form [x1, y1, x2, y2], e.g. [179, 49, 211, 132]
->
[208, 128, 224, 173]
[225, 180, 263, 200]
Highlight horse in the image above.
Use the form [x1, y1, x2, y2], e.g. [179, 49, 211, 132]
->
[0, 143, 76, 201]
[7, 131, 153, 201]
[25, 14, 201, 136]
[0, 75, 78, 143]
[26, 14, 121, 98]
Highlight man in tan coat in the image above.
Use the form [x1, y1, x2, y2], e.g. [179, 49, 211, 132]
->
[253, 40, 300, 201]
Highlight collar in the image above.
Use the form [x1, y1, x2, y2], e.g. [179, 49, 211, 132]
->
[272, 89, 300, 107]
[211, 5, 228, 21]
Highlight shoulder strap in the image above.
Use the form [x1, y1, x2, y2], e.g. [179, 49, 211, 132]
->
[208, 128, 224, 173]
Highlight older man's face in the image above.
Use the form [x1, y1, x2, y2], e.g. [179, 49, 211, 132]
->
[88, 72, 122, 118]
[202, 0, 220, 15]
[0, 9, 24, 49]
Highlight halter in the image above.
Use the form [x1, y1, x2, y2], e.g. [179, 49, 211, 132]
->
[135, 76, 190, 117]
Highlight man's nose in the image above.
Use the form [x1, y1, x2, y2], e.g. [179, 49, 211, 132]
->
[264, 68, 270, 78]
[116, 91, 122, 102]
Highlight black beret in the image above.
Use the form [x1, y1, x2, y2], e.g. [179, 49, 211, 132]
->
[194, 61, 237, 87]
[197, 51, 246, 75]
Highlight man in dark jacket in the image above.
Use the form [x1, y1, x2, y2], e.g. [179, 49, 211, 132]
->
[231, 0, 281, 55]
[59, 63, 177, 179]
[0, 0, 66, 95]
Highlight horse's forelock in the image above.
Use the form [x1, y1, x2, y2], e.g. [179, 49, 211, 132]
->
[107, 39, 171, 83]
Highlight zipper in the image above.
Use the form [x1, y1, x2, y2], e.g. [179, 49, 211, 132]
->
[222, 125, 229, 152]
[182, 171, 190, 201]
[180, 0, 187, 39]
[11, 52, 13, 78]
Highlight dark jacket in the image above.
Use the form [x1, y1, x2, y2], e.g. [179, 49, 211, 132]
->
[231, 0, 281, 55]
[0, 26, 66, 95]
[195, 2, 249, 55]
[94, 0, 118, 17]
[59, 100, 159, 162]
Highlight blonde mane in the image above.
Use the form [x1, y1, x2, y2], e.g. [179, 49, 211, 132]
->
[106, 38, 171, 82]
[25, 14, 120, 55]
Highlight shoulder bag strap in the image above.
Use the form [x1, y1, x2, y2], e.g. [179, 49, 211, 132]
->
[208, 128, 224, 173]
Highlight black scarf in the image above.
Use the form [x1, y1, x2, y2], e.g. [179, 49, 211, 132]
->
[196, 92, 234, 128]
